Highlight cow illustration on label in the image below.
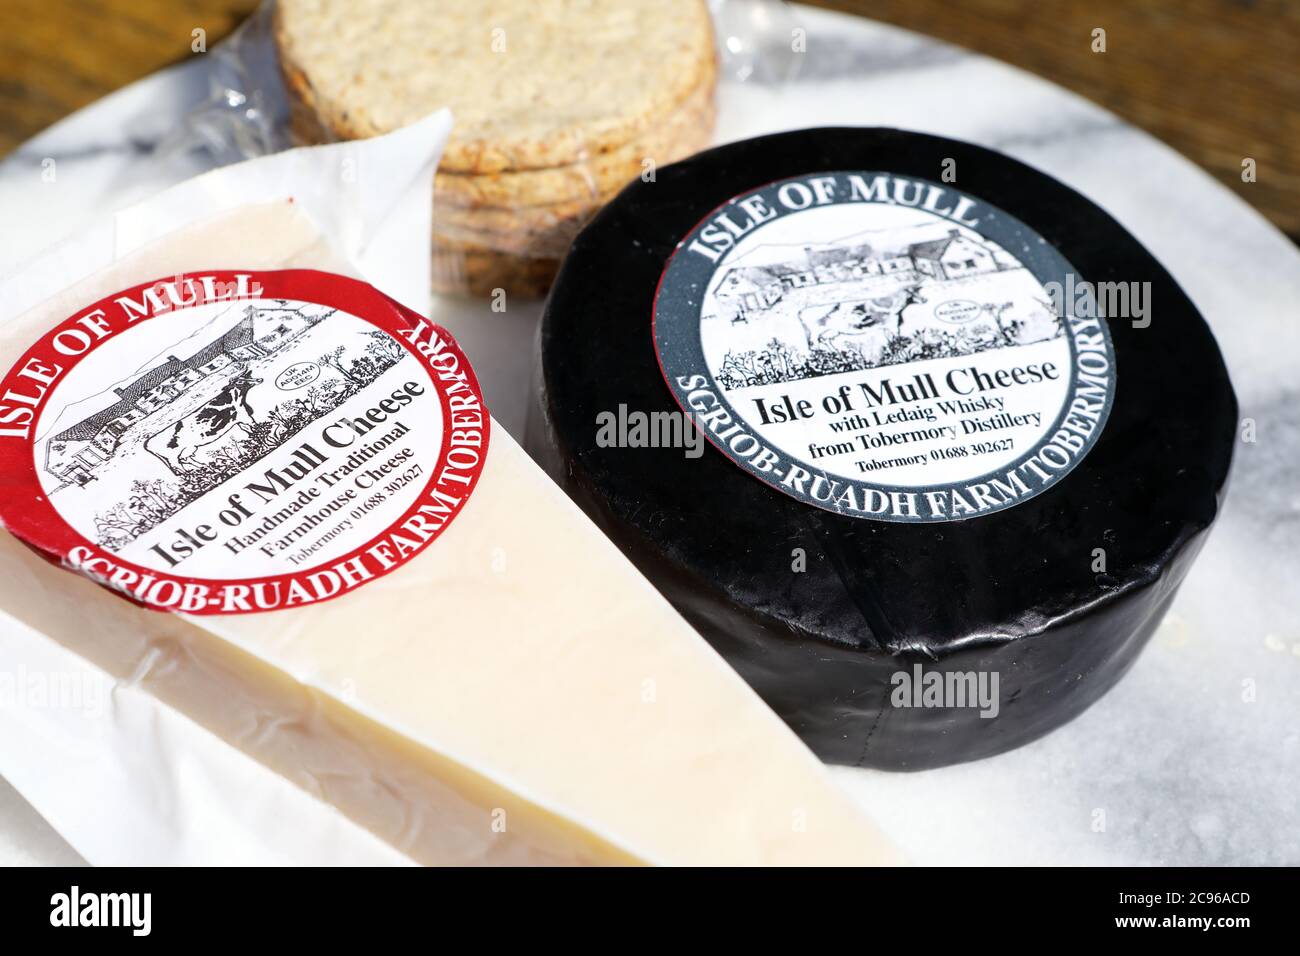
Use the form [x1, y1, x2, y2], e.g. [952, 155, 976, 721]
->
[798, 283, 927, 360]
[145, 370, 262, 474]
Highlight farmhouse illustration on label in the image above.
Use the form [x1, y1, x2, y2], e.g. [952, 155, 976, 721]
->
[704, 227, 1064, 390]
[38, 299, 409, 551]
[44, 303, 326, 486]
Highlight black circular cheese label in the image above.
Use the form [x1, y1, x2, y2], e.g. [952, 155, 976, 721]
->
[653, 172, 1117, 522]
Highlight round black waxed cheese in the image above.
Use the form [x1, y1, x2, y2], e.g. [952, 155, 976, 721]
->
[528, 128, 1236, 770]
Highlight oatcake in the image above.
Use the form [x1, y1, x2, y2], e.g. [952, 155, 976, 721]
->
[276, 0, 715, 173]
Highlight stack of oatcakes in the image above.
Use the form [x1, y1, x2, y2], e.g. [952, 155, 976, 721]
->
[276, 0, 718, 297]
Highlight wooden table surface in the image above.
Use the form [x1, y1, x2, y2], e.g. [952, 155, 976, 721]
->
[2, 0, 1297, 241]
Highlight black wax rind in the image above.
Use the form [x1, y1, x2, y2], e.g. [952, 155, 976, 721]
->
[528, 128, 1236, 770]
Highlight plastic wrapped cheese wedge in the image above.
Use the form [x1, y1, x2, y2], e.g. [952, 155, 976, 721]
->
[0, 201, 897, 866]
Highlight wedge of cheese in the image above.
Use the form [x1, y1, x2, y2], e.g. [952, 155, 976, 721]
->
[0, 202, 897, 865]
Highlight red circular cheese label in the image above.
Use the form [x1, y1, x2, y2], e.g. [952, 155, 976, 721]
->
[0, 269, 489, 614]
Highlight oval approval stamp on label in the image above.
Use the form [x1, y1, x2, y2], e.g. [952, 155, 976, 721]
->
[0, 269, 489, 614]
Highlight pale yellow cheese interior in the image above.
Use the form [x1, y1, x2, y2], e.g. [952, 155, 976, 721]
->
[0, 202, 898, 866]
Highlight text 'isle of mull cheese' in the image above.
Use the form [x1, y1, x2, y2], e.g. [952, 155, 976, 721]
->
[0, 201, 898, 865]
[530, 128, 1238, 770]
